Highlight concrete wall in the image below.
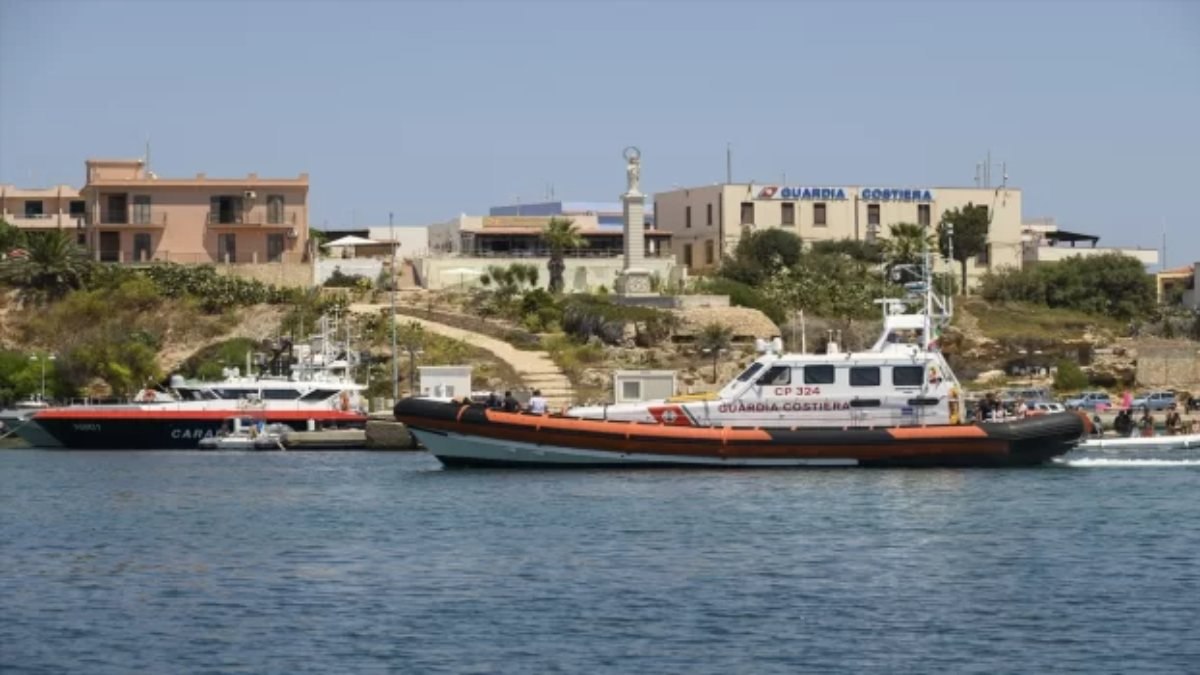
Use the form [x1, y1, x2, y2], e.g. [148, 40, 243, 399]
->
[215, 262, 314, 288]
[655, 183, 1024, 287]
[365, 225, 430, 258]
[417, 255, 677, 292]
[1136, 341, 1200, 389]
[315, 258, 384, 285]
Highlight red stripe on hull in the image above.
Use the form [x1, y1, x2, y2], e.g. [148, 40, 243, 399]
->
[36, 409, 367, 423]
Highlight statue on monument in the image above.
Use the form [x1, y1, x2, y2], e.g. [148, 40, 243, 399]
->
[624, 146, 641, 194]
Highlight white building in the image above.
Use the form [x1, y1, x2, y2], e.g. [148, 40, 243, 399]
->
[418, 366, 472, 399]
[1020, 217, 1159, 268]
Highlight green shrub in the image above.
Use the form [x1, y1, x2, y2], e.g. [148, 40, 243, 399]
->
[561, 295, 676, 346]
[981, 254, 1153, 321]
[1053, 359, 1089, 391]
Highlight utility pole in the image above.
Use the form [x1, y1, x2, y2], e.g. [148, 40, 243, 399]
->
[389, 211, 399, 400]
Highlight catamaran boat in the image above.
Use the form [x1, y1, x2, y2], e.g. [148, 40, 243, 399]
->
[396, 269, 1089, 468]
[31, 316, 369, 449]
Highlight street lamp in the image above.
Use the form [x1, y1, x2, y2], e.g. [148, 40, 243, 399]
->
[29, 353, 56, 402]
[406, 347, 424, 397]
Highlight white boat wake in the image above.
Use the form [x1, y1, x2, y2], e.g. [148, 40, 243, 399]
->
[1056, 457, 1200, 468]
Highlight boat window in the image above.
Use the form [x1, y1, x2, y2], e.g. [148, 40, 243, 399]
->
[804, 365, 835, 384]
[756, 366, 791, 386]
[850, 366, 881, 387]
[213, 388, 254, 399]
[735, 363, 765, 382]
[300, 389, 341, 402]
[262, 389, 301, 400]
[893, 366, 924, 387]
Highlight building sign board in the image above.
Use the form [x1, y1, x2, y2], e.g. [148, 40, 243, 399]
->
[860, 188, 935, 202]
[756, 186, 847, 200]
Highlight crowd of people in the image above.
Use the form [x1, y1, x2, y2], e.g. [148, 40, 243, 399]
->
[476, 389, 549, 415]
[975, 390, 1195, 438]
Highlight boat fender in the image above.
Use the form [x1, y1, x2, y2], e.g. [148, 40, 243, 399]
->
[339, 392, 350, 412]
[949, 400, 961, 425]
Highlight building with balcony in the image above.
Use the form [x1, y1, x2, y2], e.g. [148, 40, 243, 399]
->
[80, 158, 309, 264]
[1, 185, 88, 242]
[419, 212, 676, 291]
[1019, 217, 1159, 268]
[654, 182, 1023, 286]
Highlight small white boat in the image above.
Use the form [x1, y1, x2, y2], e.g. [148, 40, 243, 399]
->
[1080, 433, 1200, 450]
[198, 418, 288, 451]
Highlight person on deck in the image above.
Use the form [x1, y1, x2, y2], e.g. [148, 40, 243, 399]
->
[1138, 406, 1155, 437]
[527, 389, 548, 415]
[502, 391, 520, 413]
[1113, 408, 1134, 437]
[1164, 404, 1183, 436]
[485, 391, 501, 409]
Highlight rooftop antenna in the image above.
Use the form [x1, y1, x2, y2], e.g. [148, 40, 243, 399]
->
[726, 142, 732, 184]
[144, 135, 151, 173]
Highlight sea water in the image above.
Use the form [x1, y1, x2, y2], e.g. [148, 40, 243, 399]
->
[2, 450, 1198, 674]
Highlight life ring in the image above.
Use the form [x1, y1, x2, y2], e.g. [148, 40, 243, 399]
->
[140, 388, 156, 403]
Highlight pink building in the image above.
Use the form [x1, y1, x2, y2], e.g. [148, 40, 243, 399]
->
[0, 185, 87, 242]
[79, 159, 309, 264]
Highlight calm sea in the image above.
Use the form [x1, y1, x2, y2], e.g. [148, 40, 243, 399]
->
[2, 449, 1198, 674]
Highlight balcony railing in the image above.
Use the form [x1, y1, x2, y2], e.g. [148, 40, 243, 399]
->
[2, 213, 86, 229]
[94, 249, 302, 265]
[459, 246, 672, 259]
[207, 209, 301, 226]
[98, 210, 169, 227]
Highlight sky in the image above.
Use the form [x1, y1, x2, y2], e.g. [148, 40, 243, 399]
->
[1, 0, 1198, 259]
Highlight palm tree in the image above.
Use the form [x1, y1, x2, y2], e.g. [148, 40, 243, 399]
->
[0, 230, 92, 299]
[695, 322, 734, 383]
[882, 222, 934, 267]
[0, 218, 26, 257]
[541, 217, 585, 294]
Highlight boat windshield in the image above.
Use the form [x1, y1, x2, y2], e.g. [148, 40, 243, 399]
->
[735, 362, 765, 382]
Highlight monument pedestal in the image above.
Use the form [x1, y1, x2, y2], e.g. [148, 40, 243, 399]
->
[616, 268, 653, 295]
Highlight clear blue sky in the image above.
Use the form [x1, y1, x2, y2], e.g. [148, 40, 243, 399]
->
[2, 0, 1198, 259]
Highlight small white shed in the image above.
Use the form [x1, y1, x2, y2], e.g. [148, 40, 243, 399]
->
[613, 370, 677, 403]
[419, 365, 472, 399]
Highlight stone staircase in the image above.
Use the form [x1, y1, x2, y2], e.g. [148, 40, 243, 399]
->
[348, 304, 576, 407]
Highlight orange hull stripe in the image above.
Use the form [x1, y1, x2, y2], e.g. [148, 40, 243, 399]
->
[887, 426, 989, 440]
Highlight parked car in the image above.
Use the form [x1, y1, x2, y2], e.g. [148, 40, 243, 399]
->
[1026, 401, 1066, 416]
[1064, 391, 1112, 411]
[1131, 390, 1176, 411]
[1001, 388, 1050, 406]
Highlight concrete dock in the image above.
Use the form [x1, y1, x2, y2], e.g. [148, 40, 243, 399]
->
[281, 419, 418, 451]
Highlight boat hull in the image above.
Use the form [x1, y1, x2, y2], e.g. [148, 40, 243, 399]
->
[33, 409, 367, 450]
[0, 413, 63, 448]
[395, 399, 1087, 468]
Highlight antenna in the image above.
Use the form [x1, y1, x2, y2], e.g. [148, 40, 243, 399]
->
[726, 142, 732, 184]
[145, 135, 151, 172]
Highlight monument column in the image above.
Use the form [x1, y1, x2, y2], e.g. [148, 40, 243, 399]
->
[617, 146, 653, 296]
